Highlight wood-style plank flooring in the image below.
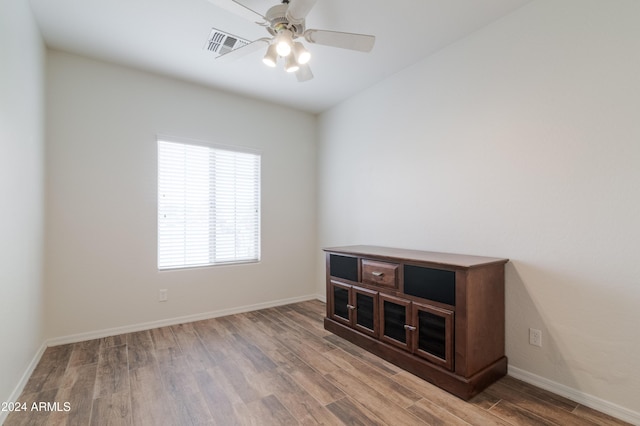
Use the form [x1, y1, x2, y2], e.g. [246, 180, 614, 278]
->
[5, 300, 630, 425]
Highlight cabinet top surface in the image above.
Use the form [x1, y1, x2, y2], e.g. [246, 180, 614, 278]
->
[324, 245, 508, 269]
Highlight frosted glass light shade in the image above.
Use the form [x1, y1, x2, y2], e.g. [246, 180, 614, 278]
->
[293, 42, 310, 65]
[275, 30, 293, 57]
[262, 43, 278, 67]
[285, 54, 299, 73]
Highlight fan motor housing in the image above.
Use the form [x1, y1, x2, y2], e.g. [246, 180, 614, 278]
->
[265, 4, 305, 36]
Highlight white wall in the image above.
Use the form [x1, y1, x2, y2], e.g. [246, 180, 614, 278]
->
[0, 0, 45, 411]
[45, 51, 317, 339]
[318, 0, 640, 419]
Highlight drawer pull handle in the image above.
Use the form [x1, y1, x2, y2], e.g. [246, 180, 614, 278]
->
[404, 325, 416, 331]
[347, 304, 356, 310]
[372, 271, 384, 277]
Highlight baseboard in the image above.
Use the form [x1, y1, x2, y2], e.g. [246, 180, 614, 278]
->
[508, 365, 640, 425]
[0, 341, 47, 425]
[19, 299, 637, 426]
[47, 294, 319, 347]
[2, 294, 322, 423]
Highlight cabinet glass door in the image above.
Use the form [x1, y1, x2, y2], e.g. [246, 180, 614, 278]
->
[330, 281, 352, 325]
[412, 302, 454, 370]
[379, 294, 411, 350]
[353, 286, 378, 337]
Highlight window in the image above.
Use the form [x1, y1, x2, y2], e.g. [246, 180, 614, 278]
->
[157, 138, 260, 269]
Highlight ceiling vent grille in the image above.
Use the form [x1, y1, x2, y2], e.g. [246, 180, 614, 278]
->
[205, 28, 250, 57]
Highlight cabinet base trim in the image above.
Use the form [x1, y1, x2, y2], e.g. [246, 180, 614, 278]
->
[324, 317, 507, 400]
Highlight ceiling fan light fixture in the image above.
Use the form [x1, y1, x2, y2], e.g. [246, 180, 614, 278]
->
[293, 42, 311, 65]
[284, 54, 300, 73]
[213, 0, 376, 83]
[262, 43, 278, 67]
[275, 30, 293, 57]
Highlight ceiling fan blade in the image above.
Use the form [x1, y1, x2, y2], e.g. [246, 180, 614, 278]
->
[296, 64, 314, 82]
[216, 38, 269, 63]
[304, 30, 375, 52]
[285, 0, 318, 24]
[230, 0, 266, 20]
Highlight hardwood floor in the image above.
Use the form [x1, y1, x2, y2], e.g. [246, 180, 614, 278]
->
[5, 300, 630, 425]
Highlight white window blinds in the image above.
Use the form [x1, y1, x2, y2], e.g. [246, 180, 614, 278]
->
[158, 139, 260, 269]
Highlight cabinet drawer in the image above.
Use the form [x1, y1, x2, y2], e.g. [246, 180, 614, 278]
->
[362, 259, 399, 289]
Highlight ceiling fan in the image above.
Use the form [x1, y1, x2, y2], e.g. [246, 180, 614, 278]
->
[213, 0, 376, 82]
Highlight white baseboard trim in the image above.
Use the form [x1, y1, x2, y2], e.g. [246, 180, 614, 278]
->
[2, 295, 323, 423]
[47, 294, 319, 347]
[508, 365, 640, 425]
[20, 299, 637, 426]
[0, 341, 47, 425]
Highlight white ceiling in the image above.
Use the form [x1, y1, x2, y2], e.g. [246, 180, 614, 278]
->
[29, 0, 532, 113]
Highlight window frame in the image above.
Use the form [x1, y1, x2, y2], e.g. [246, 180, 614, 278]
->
[156, 135, 261, 271]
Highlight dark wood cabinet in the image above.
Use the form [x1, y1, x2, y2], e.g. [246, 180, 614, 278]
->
[324, 245, 508, 400]
[379, 294, 454, 370]
[328, 280, 379, 338]
[379, 293, 411, 349]
[328, 280, 352, 325]
[353, 286, 378, 337]
[412, 301, 454, 370]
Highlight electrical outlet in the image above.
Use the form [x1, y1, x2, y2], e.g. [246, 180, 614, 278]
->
[529, 328, 542, 347]
[159, 289, 168, 302]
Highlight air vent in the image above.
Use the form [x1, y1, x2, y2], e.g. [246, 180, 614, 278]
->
[205, 28, 250, 58]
